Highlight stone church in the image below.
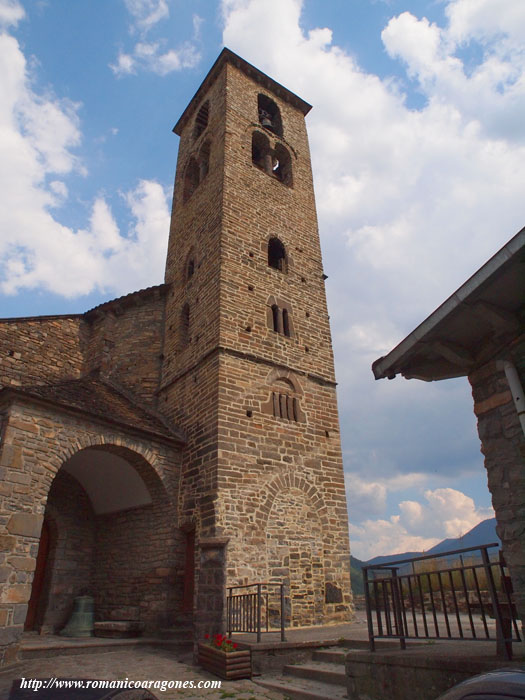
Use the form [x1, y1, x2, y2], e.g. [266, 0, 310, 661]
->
[0, 49, 352, 665]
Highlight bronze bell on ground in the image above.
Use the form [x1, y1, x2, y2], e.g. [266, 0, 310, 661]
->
[60, 595, 94, 637]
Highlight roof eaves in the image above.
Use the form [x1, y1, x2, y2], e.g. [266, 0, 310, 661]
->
[0, 385, 186, 447]
[173, 48, 312, 136]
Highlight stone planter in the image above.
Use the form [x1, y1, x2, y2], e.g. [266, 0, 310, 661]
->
[197, 642, 251, 679]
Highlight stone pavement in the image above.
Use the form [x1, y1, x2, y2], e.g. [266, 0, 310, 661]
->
[0, 646, 284, 700]
[231, 610, 371, 646]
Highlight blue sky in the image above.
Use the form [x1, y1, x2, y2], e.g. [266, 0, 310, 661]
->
[1, 0, 524, 558]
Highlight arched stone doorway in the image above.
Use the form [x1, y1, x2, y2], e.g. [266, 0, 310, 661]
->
[266, 487, 325, 627]
[25, 445, 183, 635]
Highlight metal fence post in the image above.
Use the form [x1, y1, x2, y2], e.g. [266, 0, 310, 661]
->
[481, 546, 511, 660]
[227, 586, 232, 637]
[256, 583, 262, 643]
[392, 568, 406, 650]
[280, 583, 286, 641]
[363, 567, 376, 652]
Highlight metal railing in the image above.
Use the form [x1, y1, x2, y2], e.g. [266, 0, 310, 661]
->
[226, 582, 286, 642]
[363, 544, 521, 659]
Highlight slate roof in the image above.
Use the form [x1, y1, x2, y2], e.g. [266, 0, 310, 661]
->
[1, 375, 184, 444]
[84, 283, 170, 318]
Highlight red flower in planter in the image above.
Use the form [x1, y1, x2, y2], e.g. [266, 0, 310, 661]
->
[204, 633, 239, 652]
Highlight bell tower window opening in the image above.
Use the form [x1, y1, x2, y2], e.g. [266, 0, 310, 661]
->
[183, 142, 211, 203]
[193, 101, 209, 140]
[258, 94, 283, 137]
[252, 131, 271, 173]
[273, 144, 293, 187]
[183, 158, 200, 202]
[251, 132, 292, 187]
[187, 259, 195, 279]
[282, 308, 290, 337]
[268, 237, 287, 272]
[199, 141, 210, 180]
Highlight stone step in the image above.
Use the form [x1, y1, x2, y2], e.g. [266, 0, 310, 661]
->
[20, 637, 189, 660]
[312, 648, 347, 664]
[255, 676, 348, 700]
[284, 661, 347, 686]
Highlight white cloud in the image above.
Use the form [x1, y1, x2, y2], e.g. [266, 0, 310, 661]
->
[0, 0, 24, 28]
[111, 40, 200, 76]
[382, 4, 525, 143]
[124, 0, 169, 32]
[0, 31, 169, 297]
[446, 0, 525, 46]
[350, 487, 493, 559]
[111, 51, 136, 76]
[346, 472, 429, 524]
[350, 519, 439, 561]
[347, 477, 387, 523]
[111, 0, 201, 76]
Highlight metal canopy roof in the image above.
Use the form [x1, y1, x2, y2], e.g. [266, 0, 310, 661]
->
[372, 227, 525, 382]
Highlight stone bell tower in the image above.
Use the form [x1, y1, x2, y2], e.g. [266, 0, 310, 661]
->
[160, 49, 352, 633]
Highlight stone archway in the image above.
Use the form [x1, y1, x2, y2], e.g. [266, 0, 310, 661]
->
[266, 487, 325, 627]
[26, 444, 183, 635]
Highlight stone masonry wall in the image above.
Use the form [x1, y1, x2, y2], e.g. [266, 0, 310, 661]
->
[215, 353, 352, 625]
[162, 68, 226, 384]
[161, 55, 352, 634]
[38, 470, 96, 632]
[469, 339, 525, 632]
[84, 290, 167, 404]
[0, 316, 85, 390]
[0, 398, 182, 665]
[94, 500, 182, 631]
[161, 68, 227, 637]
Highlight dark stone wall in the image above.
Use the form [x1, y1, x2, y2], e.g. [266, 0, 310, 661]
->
[0, 316, 85, 390]
[94, 500, 183, 631]
[38, 471, 96, 633]
[469, 340, 525, 633]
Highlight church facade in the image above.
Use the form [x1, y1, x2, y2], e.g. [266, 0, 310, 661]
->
[0, 49, 352, 665]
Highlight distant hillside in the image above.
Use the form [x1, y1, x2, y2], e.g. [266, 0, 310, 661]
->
[350, 517, 499, 593]
[350, 555, 364, 595]
[425, 518, 499, 556]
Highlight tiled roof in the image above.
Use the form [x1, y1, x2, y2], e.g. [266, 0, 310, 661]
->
[84, 283, 170, 317]
[3, 376, 184, 443]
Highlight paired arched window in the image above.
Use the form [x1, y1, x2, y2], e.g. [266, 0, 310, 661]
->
[193, 101, 209, 140]
[267, 296, 294, 338]
[183, 140, 211, 202]
[268, 237, 287, 272]
[251, 131, 292, 186]
[258, 94, 283, 137]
